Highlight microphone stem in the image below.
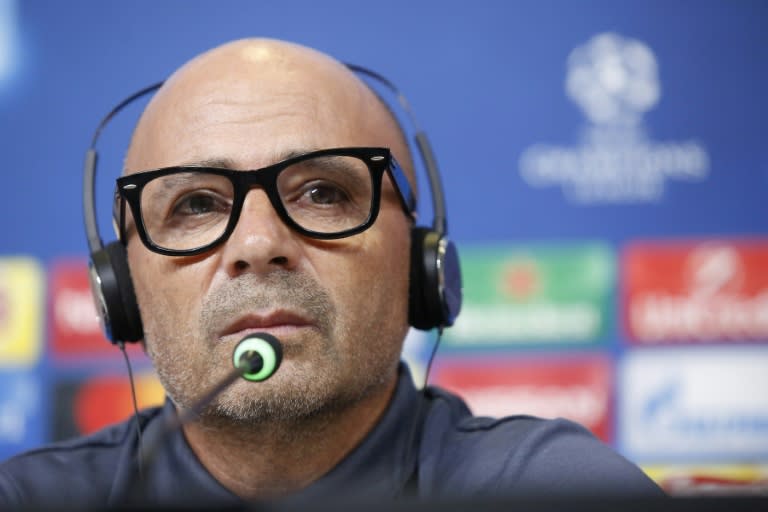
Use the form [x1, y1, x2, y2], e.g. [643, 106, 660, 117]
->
[176, 366, 245, 426]
[139, 365, 246, 470]
[126, 336, 279, 504]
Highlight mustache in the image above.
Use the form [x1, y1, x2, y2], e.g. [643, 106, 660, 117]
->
[199, 270, 336, 339]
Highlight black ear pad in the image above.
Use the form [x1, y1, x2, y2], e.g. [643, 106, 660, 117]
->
[409, 227, 463, 330]
[87, 241, 144, 343]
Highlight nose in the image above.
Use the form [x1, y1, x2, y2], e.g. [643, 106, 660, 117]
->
[220, 188, 302, 277]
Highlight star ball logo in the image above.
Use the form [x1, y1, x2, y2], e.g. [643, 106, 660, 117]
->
[519, 33, 709, 204]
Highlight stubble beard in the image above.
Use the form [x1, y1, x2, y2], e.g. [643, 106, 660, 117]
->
[143, 269, 398, 427]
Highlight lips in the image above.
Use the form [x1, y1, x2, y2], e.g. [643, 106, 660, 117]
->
[218, 310, 316, 340]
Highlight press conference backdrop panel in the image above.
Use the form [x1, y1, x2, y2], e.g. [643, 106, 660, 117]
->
[1, 0, 767, 495]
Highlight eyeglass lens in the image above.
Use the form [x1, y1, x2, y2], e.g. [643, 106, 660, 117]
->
[138, 154, 375, 250]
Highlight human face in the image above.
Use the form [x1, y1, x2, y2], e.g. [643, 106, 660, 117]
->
[123, 45, 413, 423]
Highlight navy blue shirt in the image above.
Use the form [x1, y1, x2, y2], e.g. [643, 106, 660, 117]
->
[0, 365, 663, 508]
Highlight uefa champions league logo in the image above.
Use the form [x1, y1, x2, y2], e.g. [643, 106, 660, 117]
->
[520, 33, 709, 204]
[565, 33, 660, 127]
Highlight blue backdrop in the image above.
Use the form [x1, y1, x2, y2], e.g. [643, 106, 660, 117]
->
[1, 0, 767, 492]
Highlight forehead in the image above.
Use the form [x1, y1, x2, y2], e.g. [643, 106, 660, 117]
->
[124, 45, 405, 173]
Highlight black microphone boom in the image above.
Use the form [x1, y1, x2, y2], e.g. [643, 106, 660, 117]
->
[134, 333, 283, 494]
[171, 332, 283, 428]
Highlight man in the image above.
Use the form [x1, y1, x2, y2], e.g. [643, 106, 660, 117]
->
[0, 38, 663, 507]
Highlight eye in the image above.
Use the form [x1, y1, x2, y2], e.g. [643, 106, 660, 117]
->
[306, 183, 350, 205]
[172, 192, 229, 217]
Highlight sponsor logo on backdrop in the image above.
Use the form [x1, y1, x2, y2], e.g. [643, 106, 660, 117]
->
[0, 285, 7, 327]
[519, 32, 709, 204]
[620, 349, 768, 460]
[624, 241, 768, 342]
[0, 371, 44, 460]
[0, 258, 43, 366]
[53, 371, 164, 439]
[444, 243, 613, 346]
[50, 259, 145, 358]
[434, 356, 612, 441]
[643, 464, 768, 495]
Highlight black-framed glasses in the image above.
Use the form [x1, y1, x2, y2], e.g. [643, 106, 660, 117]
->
[114, 147, 416, 256]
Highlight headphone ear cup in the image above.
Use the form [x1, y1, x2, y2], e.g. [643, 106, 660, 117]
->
[409, 227, 462, 330]
[408, 227, 431, 330]
[88, 241, 144, 343]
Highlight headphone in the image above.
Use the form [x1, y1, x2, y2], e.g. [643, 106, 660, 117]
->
[83, 65, 462, 344]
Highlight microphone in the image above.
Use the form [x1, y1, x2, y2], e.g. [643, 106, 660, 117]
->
[129, 333, 283, 501]
[233, 332, 283, 382]
[168, 332, 283, 428]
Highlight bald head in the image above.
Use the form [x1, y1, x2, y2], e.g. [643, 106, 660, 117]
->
[119, 39, 419, 438]
[124, 38, 415, 190]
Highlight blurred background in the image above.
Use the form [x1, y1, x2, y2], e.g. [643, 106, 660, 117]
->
[1, 0, 767, 495]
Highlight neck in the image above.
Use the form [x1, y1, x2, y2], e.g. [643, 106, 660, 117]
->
[180, 375, 398, 501]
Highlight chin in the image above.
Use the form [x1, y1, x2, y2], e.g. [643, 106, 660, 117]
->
[207, 360, 390, 425]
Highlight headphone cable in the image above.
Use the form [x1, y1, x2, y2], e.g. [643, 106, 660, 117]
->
[399, 327, 443, 498]
[117, 340, 144, 481]
[423, 327, 442, 389]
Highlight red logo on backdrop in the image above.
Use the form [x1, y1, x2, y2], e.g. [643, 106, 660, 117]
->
[53, 371, 165, 439]
[624, 241, 768, 343]
[74, 373, 164, 435]
[432, 356, 612, 442]
[49, 259, 145, 358]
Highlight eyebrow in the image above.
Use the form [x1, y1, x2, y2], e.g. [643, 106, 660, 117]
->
[181, 148, 320, 170]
